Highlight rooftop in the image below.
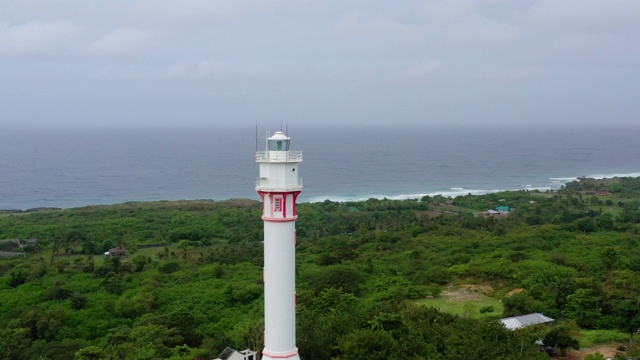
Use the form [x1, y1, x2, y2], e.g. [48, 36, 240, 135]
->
[500, 313, 554, 330]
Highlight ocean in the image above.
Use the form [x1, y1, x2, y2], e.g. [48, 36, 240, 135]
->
[1, 124, 639, 210]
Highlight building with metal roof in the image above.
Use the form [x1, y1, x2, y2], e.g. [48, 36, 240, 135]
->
[213, 347, 257, 360]
[500, 313, 554, 330]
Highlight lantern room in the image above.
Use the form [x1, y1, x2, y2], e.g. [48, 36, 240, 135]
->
[255, 131, 303, 192]
[268, 131, 290, 151]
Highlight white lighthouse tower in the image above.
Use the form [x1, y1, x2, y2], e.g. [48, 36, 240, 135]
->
[255, 131, 302, 360]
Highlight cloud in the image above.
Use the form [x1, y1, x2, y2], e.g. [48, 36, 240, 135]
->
[128, 0, 283, 30]
[527, 0, 640, 31]
[419, 1, 520, 42]
[193, 60, 231, 78]
[331, 2, 519, 44]
[479, 65, 545, 82]
[523, 0, 640, 62]
[87, 65, 116, 79]
[93, 59, 302, 85]
[90, 59, 237, 81]
[2, 0, 71, 7]
[130, 0, 239, 25]
[404, 61, 442, 81]
[444, 18, 519, 42]
[331, 13, 422, 41]
[161, 60, 231, 79]
[89, 28, 156, 58]
[87, 65, 151, 80]
[0, 20, 80, 57]
[162, 62, 194, 79]
[320, 61, 443, 86]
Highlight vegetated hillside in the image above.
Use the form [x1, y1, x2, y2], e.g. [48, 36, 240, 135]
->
[1, 178, 640, 360]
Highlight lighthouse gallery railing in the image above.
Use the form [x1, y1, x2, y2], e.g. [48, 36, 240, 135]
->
[255, 151, 303, 162]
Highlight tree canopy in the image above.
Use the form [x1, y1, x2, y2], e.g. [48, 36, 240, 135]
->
[1, 177, 640, 358]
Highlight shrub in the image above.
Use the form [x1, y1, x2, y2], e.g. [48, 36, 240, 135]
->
[70, 292, 88, 310]
[158, 262, 180, 274]
[479, 306, 495, 314]
[585, 352, 606, 360]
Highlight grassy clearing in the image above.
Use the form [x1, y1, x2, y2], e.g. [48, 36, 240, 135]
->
[429, 205, 478, 216]
[30, 241, 227, 268]
[417, 292, 629, 347]
[415, 285, 504, 318]
[579, 329, 629, 348]
[587, 205, 623, 216]
[134, 245, 176, 258]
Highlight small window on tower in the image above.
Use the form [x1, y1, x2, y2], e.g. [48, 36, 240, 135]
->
[274, 198, 282, 212]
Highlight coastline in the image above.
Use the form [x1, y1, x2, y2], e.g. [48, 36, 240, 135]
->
[2, 125, 640, 211]
[305, 172, 640, 203]
[3, 172, 639, 211]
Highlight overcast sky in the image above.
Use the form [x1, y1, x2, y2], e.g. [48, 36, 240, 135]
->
[1, 0, 638, 127]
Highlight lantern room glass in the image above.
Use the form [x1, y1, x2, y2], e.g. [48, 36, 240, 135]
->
[268, 139, 290, 151]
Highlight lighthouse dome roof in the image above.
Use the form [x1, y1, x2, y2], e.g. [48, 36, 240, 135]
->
[269, 131, 289, 140]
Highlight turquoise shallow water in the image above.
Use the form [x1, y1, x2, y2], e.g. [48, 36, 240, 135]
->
[1, 124, 639, 210]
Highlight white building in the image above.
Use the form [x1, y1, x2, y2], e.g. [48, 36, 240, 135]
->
[214, 347, 257, 360]
[256, 131, 303, 360]
[500, 313, 554, 330]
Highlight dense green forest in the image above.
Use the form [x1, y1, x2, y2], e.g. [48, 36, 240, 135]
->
[1, 177, 640, 359]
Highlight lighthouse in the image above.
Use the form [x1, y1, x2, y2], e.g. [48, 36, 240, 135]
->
[255, 131, 302, 360]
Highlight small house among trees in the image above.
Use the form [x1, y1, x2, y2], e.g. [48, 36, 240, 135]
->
[499, 313, 554, 330]
[104, 247, 128, 257]
[213, 347, 257, 360]
[483, 206, 514, 218]
[483, 209, 501, 218]
[496, 205, 514, 214]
